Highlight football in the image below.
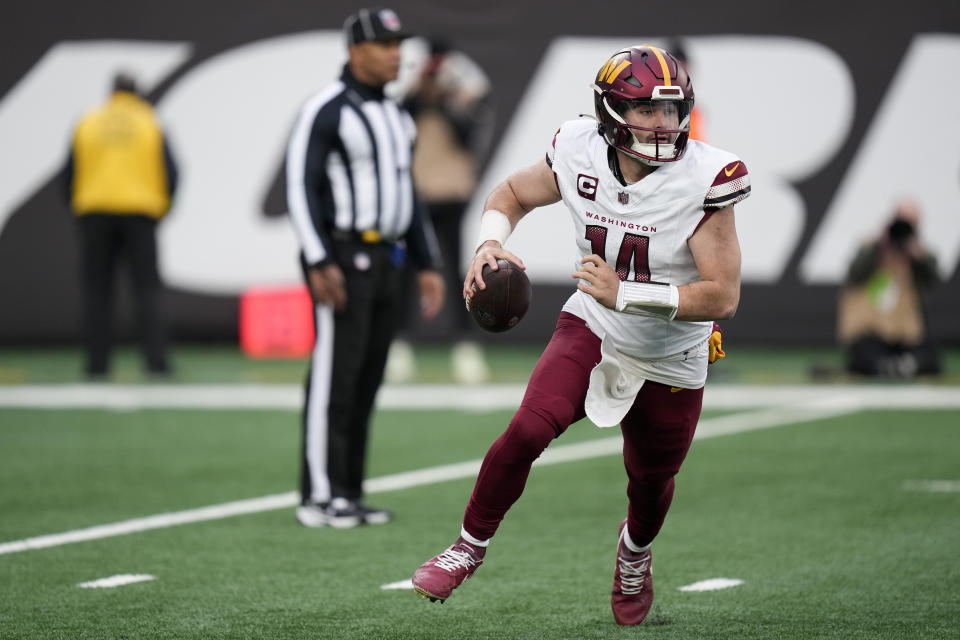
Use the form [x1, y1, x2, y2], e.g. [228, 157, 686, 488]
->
[468, 259, 531, 333]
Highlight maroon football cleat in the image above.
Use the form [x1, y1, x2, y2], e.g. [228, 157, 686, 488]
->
[611, 520, 654, 625]
[412, 537, 486, 603]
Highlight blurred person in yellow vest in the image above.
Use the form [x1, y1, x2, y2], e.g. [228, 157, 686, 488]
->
[837, 200, 942, 377]
[64, 71, 178, 379]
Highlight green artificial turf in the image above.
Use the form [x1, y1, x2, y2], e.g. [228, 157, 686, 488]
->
[2, 343, 958, 385]
[1, 402, 958, 639]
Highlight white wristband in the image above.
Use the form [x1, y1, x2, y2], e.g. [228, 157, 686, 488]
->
[615, 281, 679, 320]
[474, 210, 512, 253]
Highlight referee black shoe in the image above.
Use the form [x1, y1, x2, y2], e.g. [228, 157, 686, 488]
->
[296, 498, 362, 529]
[296, 499, 392, 528]
[356, 501, 393, 525]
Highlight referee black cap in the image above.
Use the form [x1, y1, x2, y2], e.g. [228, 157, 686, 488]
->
[344, 8, 411, 46]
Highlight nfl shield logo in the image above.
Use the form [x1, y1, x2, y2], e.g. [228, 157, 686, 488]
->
[618, 191, 629, 205]
[379, 9, 402, 31]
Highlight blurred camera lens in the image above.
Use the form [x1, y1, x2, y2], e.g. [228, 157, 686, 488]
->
[888, 219, 914, 244]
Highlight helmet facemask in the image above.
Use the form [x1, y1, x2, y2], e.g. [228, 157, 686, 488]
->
[599, 87, 692, 166]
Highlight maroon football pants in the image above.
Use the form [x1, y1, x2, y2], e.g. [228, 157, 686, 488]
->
[462, 312, 703, 547]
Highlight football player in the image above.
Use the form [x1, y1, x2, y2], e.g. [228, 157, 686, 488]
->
[412, 44, 750, 625]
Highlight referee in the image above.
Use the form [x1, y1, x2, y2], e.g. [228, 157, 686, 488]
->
[287, 8, 444, 528]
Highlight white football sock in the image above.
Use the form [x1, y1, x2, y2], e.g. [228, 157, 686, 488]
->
[460, 526, 490, 547]
[623, 526, 651, 553]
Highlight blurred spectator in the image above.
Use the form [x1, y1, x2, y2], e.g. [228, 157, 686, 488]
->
[63, 72, 177, 379]
[837, 200, 941, 377]
[391, 36, 496, 383]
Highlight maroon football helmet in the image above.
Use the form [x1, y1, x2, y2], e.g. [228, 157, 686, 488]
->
[592, 45, 695, 166]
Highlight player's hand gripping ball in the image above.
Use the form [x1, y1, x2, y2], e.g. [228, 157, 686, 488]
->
[468, 259, 531, 333]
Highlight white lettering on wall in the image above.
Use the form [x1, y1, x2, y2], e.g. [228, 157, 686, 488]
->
[158, 32, 344, 293]
[1, 34, 955, 295]
[800, 34, 960, 283]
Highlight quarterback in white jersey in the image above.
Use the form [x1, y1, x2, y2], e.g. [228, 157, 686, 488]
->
[554, 117, 750, 388]
[413, 44, 749, 627]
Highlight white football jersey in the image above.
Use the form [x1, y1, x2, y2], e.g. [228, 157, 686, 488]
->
[548, 118, 750, 385]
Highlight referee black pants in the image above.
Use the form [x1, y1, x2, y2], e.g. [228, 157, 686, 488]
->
[77, 214, 170, 376]
[300, 241, 404, 504]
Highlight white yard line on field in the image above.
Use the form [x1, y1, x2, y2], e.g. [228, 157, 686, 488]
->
[1, 383, 959, 411]
[77, 574, 155, 589]
[902, 479, 960, 493]
[0, 395, 866, 557]
[381, 579, 415, 591]
[678, 578, 744, 592]
[0, 383, 526, 411]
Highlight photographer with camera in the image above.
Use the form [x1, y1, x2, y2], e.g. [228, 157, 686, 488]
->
[837, 200, 941, 377]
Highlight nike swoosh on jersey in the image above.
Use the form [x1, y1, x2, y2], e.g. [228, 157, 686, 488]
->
[724, 162, 740, 177]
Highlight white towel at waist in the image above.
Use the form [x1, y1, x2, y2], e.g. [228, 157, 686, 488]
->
[585, 333, 709, 428]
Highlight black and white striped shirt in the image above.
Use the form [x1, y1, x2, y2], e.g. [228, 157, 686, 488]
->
[286, 64, 441, 270]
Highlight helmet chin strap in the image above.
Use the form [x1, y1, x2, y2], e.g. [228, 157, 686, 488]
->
[629, 113, 690, 166]
[629, 139, 676, 166]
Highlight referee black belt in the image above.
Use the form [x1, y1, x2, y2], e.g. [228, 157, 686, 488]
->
[330, 229, 395, 245]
